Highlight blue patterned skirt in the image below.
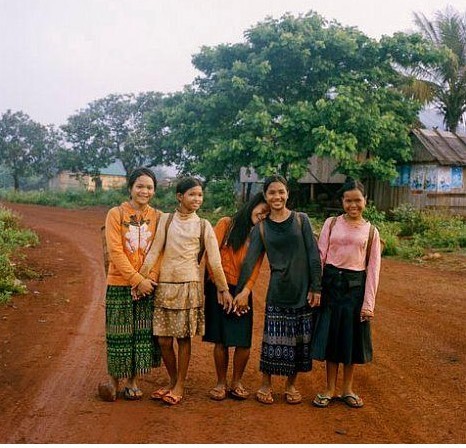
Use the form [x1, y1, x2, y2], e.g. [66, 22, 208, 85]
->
[260, 303, 314, 376]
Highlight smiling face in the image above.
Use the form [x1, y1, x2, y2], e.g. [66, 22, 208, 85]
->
[264, 181, 288, 212]
[177, 185, 203, 213]
[342, 188, 366, 220]
[250, 202, 270, 225]
[129, 175, 155, 208]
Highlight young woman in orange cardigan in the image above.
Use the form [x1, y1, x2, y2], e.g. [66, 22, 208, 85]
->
[203, 192, 269, 401]
[98, 167, 162, 402]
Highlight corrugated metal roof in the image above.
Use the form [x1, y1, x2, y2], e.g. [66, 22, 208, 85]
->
[100, 159, 126, 176]
[412, 129, 466, 166]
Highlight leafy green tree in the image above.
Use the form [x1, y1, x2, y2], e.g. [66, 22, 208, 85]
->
[394, 7, 466, 132]
[61, 91, 165, 187]
[0, 110, 59, 190]
[147, 12, 422, 183]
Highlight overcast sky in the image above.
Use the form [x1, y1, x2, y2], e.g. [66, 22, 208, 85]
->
[1, 0, 465, 126]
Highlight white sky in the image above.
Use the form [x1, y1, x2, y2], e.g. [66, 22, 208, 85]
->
[1, 0, 465, 126]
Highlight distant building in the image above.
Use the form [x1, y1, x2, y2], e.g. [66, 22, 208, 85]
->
[48, 160, 126, 191]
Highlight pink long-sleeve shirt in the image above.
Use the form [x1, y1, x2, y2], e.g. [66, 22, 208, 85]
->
[318, 215, 381, 313]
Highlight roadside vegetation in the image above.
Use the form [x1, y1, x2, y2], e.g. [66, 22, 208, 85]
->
[0, 206, 39, 303]
[1, 187, 465, 266]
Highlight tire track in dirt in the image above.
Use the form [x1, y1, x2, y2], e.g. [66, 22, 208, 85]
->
[1, 204, 108, 443]
[0, 203, 464, 443]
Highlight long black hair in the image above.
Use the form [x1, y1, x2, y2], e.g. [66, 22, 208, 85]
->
[227, 192, 267, 252]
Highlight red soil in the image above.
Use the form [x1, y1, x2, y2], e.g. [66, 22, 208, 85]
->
[0, 202, 464, 443]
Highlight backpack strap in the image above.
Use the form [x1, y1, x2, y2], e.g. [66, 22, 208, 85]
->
[162, 212, 174, 251]
[323, 216, 337, 265]
[198, 218, 207, 264]
[259, 220, 267, 253]
[102, 206, 124, 274]
[365, 224, 375, 268]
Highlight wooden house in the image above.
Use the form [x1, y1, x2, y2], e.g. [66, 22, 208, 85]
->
[371, 129, 466, 215]
[239, 129, 466, 215]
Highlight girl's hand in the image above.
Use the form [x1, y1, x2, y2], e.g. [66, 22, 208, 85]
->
[233, 289, 250, 316]
[308, 291, 321, 308]
[136, 278, 156, 299]
[360, 308, 374, 322]
[217, 290, 234, 314]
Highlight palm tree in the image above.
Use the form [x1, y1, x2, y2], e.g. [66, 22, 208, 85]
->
[406, 7, 466, 132]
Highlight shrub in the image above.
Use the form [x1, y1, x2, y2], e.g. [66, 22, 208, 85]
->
[363, 202, 386, 226]
[0, 206, 39, 303]
[391, 203, 427, 237]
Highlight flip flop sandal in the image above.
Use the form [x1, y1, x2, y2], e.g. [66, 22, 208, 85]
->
[151, 387, 170, 400]
[312, 393, 333, 408]
[162, 391, 183, 406]
[98, 382, 117, 402]
[209, 386, 228, 401]
[284, 390, 302, 405]
[341, 393, 364, 408]
[255, 388, 274, 405]
[123, 386, 143, 401]
[229, 384, 250, 400]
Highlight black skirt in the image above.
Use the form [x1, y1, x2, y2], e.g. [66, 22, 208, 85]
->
[203, 281, 253, 348]
[311, 264, 373, 365]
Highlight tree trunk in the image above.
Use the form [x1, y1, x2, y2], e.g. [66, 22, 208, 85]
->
[13, 173, 20, 191]
[93, 176, 103, 191]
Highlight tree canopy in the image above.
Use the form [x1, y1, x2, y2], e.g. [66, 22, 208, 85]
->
[0, 110, 59, 190]
[61, 92, 165, 184]
[146, 11, 425, 183]
[393, 7, 466, 132]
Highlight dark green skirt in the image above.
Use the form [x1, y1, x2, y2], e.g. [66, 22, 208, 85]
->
[311, 265, 373, 365]
[203, 281, 253, 348]
[105, 285, 161, 378]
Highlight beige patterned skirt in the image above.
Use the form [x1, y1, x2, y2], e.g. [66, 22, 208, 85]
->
[153, 281, 205, 338]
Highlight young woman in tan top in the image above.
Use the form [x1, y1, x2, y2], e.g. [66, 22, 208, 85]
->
[138, 177, 232, 405]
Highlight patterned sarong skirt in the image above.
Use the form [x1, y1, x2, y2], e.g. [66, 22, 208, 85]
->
[260, 303, 314, 376]
[105, 285, 161, 378]
[153, 281, 205, 338]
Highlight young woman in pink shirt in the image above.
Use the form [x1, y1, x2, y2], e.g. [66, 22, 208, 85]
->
[312, 179, 382, 408]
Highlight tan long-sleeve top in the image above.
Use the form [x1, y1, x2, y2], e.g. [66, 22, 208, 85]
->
[105, 201, 161, 287]
[140, 211, 229, 292]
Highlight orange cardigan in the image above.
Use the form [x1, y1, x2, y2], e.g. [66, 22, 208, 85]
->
[105, 201, 161, 287]
[210, 217, 264, 291]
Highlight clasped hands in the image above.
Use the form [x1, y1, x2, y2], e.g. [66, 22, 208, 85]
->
[217, 288, 250, 317]
[132, 278, 157, 301]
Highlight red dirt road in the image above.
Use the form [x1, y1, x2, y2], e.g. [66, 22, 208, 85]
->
[0, 202, 465, 444]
